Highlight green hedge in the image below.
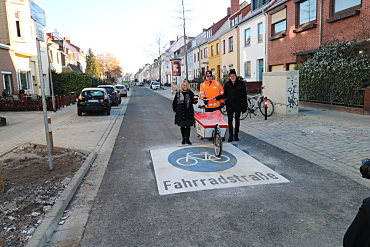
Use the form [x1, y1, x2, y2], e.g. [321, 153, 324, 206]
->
[297, 39, 370, 107]
[52, 71, 100, 96]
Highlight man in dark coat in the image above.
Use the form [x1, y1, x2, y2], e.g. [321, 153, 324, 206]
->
[343, 197, 370, 247]
[216, 69, 247, 142]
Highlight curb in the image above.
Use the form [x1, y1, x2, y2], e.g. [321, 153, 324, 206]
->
[25, 151, 97, 247]
[27, 92, 131, 246]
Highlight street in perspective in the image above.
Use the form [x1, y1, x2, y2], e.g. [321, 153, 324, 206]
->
[1, 0, 370, 246]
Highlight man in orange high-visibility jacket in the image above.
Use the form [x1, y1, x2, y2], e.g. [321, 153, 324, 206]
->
[199, 70, 224, 112]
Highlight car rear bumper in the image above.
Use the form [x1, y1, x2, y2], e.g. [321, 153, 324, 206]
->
[77, 105, 110, 112]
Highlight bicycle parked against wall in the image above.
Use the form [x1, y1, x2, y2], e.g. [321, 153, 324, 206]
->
[245, 87, 274, 119]
[221, 86, 274, 119]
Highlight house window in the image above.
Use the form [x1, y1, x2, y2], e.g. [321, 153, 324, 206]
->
[244, 61, 251, 78]
[2, 72, 13, 94]
[211, 45, 214, 57]
[204, 47, 208, 58]
[18, 71, 31, 91]
[14, 12, 22, 38]
[216, 43, 220, 55]
[271, 7, 287, 35]
[222, 40, 226, 54]
[333, 0, 361, 13]
[273, 20, 286, 34]
[194, 53, 196, 62]
[258, 22, 263, 43]
[197, 52, 199, 61]
[252, 0, 270, 11]
[245, 28, 251, 46]
[229, 36, 234, 52]
[298, 0, 317, 25]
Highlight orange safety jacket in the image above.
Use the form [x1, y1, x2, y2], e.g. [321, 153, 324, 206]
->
[199, 80, 224, 108]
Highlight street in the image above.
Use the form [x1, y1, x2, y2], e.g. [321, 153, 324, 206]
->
[57, 87, 368, 247]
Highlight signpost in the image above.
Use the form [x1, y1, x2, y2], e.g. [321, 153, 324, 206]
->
[31, 1, 53, 170]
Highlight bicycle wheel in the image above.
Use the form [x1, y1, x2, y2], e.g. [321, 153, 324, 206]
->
[221, 105, 227, 116]
[240, 110, 248, 120]
[259, 98, 274, 117]
[246, 98, 258, 118]
[213, 126, 222, 157]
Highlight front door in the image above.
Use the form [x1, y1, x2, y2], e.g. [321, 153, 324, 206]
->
[257, 59, 264, 81]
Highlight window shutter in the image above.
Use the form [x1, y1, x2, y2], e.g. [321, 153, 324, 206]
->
[271, 8, 286, 24]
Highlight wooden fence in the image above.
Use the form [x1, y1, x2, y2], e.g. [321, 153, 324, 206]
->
[0, 93, 77, 111]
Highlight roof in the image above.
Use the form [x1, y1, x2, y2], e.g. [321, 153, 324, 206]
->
[82, 88, 106, 91]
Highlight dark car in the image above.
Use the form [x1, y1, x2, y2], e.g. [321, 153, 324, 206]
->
[98, 85, 120, 106]
[77, 88, 111, 116]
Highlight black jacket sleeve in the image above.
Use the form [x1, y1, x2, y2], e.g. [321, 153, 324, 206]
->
[215, 82, 228, 100]
[172, 93, 177, 112]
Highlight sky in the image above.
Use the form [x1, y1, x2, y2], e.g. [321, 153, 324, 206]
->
[36, 0, 234, 74]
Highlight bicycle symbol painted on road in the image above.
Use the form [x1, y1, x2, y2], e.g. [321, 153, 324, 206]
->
[168, 147, 237, 172]
[176, 152, 230, 166]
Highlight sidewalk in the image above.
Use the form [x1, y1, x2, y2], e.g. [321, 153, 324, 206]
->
[0, 95, 130, 247]
[154, 87, 370, 186]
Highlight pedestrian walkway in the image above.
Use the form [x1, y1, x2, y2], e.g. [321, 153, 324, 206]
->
[154, 87, 370, 186]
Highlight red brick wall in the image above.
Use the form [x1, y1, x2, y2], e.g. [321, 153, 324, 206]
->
[0, 48, 18, 95]
[322, 0, 370, 41]
[267, 0, 370, 71]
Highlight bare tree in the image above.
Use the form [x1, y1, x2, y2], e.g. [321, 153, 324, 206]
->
[144, 32, 170, 85]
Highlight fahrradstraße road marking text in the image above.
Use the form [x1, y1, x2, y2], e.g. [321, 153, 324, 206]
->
[151, 143, 289, 195]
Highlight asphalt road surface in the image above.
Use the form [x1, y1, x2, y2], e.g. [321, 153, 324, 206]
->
[79, 87, 368, 247]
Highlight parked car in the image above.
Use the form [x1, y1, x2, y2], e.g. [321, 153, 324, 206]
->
[77, 88, 111, 116]
[98, 85, 120, 106]
[114, 84, 127, 97]
[150, 81, 160, 90]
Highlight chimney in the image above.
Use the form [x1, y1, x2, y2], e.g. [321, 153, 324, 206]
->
[230, 0, 239, 16]
[170, 40, 175, 46]
[227, 7, 231, 15]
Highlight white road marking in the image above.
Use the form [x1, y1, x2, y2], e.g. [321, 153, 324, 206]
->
[150, 143, 289, 195]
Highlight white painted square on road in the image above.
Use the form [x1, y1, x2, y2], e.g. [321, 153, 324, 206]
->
[150, 143, 289, 195]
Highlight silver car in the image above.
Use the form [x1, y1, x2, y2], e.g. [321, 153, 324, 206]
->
[115, 84, 128, 97]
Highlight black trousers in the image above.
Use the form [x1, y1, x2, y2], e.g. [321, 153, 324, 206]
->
[180, 126, 191, 140]
[227, 111, 241, 137]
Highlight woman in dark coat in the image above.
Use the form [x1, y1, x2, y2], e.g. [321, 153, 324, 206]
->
[172, 81, 198, 145]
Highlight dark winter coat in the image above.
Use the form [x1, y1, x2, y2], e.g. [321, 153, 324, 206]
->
[218, 79, 247, 112]
[172, 90, 197, 126]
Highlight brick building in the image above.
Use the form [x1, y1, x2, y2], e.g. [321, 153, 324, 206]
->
[267, 0, 369, 71]
[0, 43, 18, 96]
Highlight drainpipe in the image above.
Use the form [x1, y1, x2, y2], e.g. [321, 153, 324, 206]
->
[319, 0, 323, 48]
[263, 9, 268, 73]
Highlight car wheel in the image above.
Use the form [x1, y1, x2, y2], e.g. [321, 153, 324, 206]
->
[107, 110, 110, 115]
[78, 109, 82, 116]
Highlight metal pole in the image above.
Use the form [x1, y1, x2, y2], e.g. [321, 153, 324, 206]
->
[182, 0, 188, 82]
[264, 97, 268, 121]
[37, 39, 53, 170]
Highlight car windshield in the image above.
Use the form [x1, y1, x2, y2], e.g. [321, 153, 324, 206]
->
[115, 86, 124, 89]
[153, 82, 159, 85]
[82, 90, 104, 97]
[100, 87, 114, 93]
